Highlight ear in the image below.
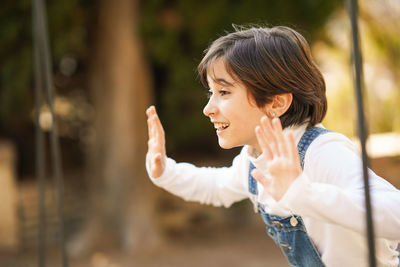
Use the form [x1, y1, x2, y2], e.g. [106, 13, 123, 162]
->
[269, 93, 293, 117]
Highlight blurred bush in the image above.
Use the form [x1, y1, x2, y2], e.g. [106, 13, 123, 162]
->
[5, 0, 400, 174]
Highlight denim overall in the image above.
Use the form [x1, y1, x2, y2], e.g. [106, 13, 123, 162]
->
[249, 127, 330, 267]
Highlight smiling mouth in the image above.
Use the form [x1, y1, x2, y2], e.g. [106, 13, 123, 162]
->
[214, 122, 229, 131]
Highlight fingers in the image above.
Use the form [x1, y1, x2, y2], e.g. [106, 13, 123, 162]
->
[271, 118, 289, 157]
[287, 131, 300, 163]
[257, 116, 294, 159]
[146, 106, 165, 145]
[259, 116, 287, 157]
[147, 114, 154, 141]
[146, 106, 156, 139]
[255, 125, 273, 160]
[153, 112, 165, 145]
[146, 105, 156, 117]
[260, 117, 278, 156]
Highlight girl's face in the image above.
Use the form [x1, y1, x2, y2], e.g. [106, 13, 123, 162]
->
[203, 58, 267, 150]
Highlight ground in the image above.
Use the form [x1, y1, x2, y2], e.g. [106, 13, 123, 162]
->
[0, 222, 289, 267]
[1, 155, 398, 267]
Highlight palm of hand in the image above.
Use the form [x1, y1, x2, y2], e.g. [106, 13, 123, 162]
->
[252, 117, 302, 201]
[146, 106, 166, 178]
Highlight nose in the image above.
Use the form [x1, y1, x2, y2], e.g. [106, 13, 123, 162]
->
[203, 97, 217, 117]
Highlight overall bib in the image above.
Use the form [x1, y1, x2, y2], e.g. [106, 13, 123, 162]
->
[248, 127, 330, 267]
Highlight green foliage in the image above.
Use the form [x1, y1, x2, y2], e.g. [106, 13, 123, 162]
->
[140, 0, 342, 152]
[0, 0, 342, 150]
[0, 0, 32, 131]
[0, 0, 93, 136]
[362, 7, 400, 134]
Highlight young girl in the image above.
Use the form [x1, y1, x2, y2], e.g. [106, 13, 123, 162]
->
[145, 26, 400, 267]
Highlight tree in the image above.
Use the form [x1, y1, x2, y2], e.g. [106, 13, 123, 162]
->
[69, 0, 160, 253]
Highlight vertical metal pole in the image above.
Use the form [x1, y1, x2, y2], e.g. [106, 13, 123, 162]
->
[32, 0, 68, 266]
[347, 0, 376, 266]
[33, 5, 46, 265]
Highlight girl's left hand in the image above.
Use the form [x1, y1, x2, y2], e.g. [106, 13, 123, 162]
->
[251, 117, 302, 202]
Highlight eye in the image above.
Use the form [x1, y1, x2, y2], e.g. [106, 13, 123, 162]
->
[219, 89, 230, 96]
[206, 90, 212, 99]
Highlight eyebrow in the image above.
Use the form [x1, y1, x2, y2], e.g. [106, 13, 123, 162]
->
[213, 77, 235, 87]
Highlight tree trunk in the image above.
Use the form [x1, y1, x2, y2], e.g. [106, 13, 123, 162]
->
[69, 0, 160, 254]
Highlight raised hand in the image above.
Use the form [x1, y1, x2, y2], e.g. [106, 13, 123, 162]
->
[146, 106, 166, 178]
[251, 117, 302, 201]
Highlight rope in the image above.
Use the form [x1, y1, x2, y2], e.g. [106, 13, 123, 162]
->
[347, 0, 376, 266]
[32, 0, 68, 266]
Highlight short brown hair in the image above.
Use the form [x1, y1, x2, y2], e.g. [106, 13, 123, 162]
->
[197, 26, 327, 129]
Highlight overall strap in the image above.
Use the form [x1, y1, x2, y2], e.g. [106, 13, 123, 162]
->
[248, 162, 258, 195]
[297, 127, 331, 169]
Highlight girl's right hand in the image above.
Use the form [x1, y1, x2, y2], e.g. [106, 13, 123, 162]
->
[146, 106, 166, 178]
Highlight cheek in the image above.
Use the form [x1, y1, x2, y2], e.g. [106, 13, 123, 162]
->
[237, 105, 264, 125]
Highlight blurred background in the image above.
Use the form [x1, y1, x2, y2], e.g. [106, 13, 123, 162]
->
[0, 0, 399, 266]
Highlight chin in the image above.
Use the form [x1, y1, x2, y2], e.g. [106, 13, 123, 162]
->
[219, 144, 232, 149]
[217, 139, 236, 150]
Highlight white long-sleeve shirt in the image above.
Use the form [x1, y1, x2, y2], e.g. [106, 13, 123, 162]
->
[146, 124, 400, 267]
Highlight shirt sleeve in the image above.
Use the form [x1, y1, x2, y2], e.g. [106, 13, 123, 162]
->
[145, 149, 249, 208]
[278, 132, 400, 240]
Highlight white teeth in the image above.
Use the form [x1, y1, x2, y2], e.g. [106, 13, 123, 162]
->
[213, 122, 229, 130]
